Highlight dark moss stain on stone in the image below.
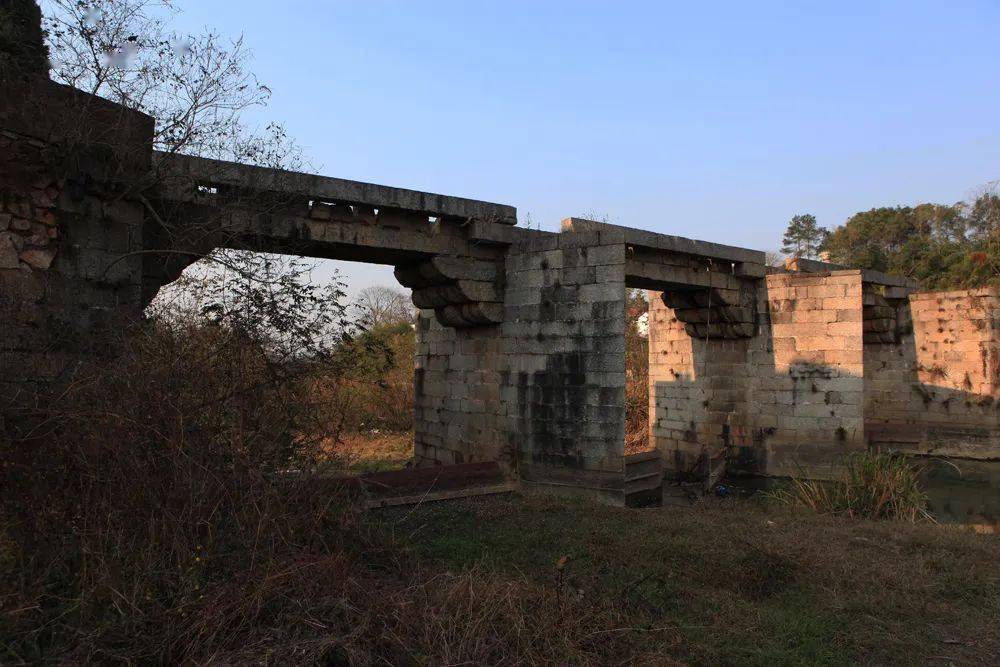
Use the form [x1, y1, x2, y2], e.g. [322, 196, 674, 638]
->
[528, 350, 588, 469]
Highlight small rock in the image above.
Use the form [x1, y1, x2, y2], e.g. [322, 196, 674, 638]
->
[1, 230, 24, 251]
[30, 189, 55, 208]
[0, 213, 10, 231]
[10, 217, 30, 231]
[40, 210, 57, 226]
[47, 226, 58, 239]
[0, 233, 21, 269]
[5, 199, 31, 218]
[19, 247, 56, 270]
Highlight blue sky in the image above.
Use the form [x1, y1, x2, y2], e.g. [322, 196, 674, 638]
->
[169, 1, 1000, 295]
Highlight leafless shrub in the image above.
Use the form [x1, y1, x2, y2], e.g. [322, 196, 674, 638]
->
[0, 318, 366, 662]
[0, 319, 653, 663]
[43, 0, 303, 166]
[354, 285, 415, 329]
[625, 289, 650, 453]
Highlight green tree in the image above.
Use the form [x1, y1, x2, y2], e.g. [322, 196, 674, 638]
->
[964, 187, 1000, 242]
[781, 214, 827, 259]
[823, 200, 997, 289]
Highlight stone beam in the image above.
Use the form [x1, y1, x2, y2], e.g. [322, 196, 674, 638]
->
[562, 217, 766, 267]
[153, 153, 517, 225]
[624, 257, 744, 292]
[785, 257, 920, 291]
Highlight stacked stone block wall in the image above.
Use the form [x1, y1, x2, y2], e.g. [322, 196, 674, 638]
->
[1, 84, 152, 409]
[865, 288, 1000, 458]
[648, 271, 869, 479]
[413, 311, 504, 466]
[755, 271, 866, 476]
[647, 293, 755, 477]
[498, 228, 627, 495]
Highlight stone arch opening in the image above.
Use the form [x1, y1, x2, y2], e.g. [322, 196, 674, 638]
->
[135, 153, 520, 483]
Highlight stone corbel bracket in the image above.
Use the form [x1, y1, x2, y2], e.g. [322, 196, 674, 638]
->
[394, 255, 504, 328]
[863, 282, 914, 344]
[662, 285, 758, 339]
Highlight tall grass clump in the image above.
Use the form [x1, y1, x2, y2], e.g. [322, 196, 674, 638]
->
[774, 452, 932, 522]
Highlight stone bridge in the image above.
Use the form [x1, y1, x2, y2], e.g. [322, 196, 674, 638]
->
[2, 75, 998, 504]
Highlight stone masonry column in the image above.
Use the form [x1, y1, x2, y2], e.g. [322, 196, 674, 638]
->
[499, 224, 628, 501]
[754, 271, 866, 478]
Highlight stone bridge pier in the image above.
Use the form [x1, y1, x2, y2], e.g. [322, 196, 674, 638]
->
[3, 73, 998, 506]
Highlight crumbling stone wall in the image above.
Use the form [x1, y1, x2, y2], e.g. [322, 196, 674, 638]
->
[0, 0, 50, 78]
[0, 131, 60, 271]
[1, 79, 152, 409]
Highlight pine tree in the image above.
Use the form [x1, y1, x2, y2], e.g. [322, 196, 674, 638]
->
[781, 214, 827, 259]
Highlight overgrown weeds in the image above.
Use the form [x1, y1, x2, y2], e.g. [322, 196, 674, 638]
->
[0, 317, 651, 664]
[772, 451, 933, 522]
[0, 322, 370, 662]
[625, 289, 651, 454]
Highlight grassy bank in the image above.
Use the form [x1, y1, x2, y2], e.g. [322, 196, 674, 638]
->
[384, 493, 1000, 666]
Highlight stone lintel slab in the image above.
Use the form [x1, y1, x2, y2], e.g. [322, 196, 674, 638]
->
[154, 153, 517, 225]
[625, 257, 742, 291]
[783, 257, 919, 290]
[465, 219, 522, 245]
[820, 268, 917, 290]
[858, 269, 920, 290]
[784, 256, 849, 273]
[908, 286, 1000, 301]
[561, 217, 766, 266]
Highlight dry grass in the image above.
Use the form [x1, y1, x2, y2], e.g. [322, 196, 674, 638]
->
[392, 493, 1000, 666]
[0, 322, 381, 662]
[5, 300, 993, 663]
[0, 322, 672, 665]
[316, 430, 414, 474]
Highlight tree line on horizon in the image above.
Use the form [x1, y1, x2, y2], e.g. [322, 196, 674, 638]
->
[779, 187, 999, 290]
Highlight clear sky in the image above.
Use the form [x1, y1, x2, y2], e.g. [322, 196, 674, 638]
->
[168, 1, 1000, 296]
